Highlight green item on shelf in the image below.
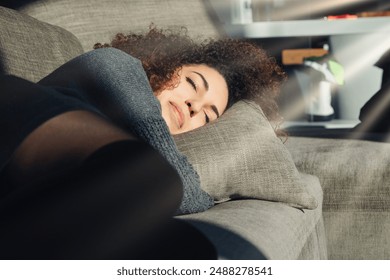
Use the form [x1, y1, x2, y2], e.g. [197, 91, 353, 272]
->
[328, 60, 344, 85]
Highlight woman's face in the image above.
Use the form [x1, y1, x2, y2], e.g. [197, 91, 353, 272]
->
[155, 64, 228, 135]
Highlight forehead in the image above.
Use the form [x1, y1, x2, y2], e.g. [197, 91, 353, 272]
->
[183, 64, 219, 75]
[182, 65, 227, 88]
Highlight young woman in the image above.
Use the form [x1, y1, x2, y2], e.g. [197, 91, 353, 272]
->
[0, 27, 285, 259]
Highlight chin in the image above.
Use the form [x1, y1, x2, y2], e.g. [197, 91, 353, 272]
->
[169, 128, 179, 135]
[163, 118, 177, 135]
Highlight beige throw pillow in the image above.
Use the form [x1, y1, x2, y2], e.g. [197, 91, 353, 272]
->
[173, 100, 318, 209]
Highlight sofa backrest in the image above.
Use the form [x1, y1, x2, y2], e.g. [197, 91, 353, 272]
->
[0, 6, 84, 82]
[17, 0, 223, 51]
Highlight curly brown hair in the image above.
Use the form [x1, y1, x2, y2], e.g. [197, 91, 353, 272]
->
[94, 26, 286, 132]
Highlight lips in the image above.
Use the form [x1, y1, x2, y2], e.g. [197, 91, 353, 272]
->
[170, 102, 184, 128]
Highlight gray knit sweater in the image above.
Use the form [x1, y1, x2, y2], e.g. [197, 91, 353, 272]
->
[38, 48, 214, 215]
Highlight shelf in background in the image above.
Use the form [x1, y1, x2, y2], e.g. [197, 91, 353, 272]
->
[225, 17, 390, 38]
[282, 119, 360, 130]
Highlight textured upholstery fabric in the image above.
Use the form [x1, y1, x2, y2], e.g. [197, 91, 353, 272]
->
[180, 173, 325, 259]
[298, 217, 327, 260]
[19, 0, 222, 51]
[0, 6, 83, 82]
[286, 137, 390, 259]
[174, 101, 318, 209]
[323, 211, 390, 259]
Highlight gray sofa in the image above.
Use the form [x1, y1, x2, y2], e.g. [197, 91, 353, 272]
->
[1, 0, 389, 260]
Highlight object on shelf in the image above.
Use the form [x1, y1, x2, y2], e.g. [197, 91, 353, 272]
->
[230, 0, 253, 24]
[302, 55, 344, 122]
[282, 48, 329, 65]
[357, 11, 390, 17]
[325, 14, 358, 20]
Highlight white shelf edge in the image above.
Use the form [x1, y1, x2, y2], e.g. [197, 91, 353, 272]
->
[282, 119, 360, 129]
[225, 17, 390, 38]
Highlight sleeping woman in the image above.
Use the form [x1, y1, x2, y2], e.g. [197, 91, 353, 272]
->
[0, 26, 285, 259]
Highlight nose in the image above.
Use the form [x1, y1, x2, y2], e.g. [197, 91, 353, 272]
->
[186, 100, 202, 117]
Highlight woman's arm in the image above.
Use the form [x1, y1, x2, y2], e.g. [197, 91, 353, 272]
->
[38, 48, 214, 215]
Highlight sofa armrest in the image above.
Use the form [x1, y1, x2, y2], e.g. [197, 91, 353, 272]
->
[179, 173, 326, 260]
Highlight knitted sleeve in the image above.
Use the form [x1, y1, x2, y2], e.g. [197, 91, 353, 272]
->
[38, 48, 214, 215]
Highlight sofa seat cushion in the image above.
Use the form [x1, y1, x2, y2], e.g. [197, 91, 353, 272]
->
[285, 137, 390, 212]
[179, 173, 326, 259]
[0, 6, 83, 82]
[286, 137, 390, 259]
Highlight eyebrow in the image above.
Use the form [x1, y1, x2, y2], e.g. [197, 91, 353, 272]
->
[192, 71, 220, 118]
[192, 71, 209, 91]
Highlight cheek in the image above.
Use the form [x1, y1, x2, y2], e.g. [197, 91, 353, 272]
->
[155, 89, 175, 111]
[155, 94, 172, 125]
[155, 87, 179, 102]
[188, 114, 205, 131]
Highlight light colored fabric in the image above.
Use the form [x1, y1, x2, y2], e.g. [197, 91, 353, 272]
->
[286, 137, 390, 259]
[174, 101, 318, 209]
[180, 173, 325, 259]
[286, 137, 390, 211]
[0, 6, 83, 82]
[324, 211, 390, 260]
[19, 0, 221, 51]
[298, 217, 327, 260]
[285, 137, 390, 212]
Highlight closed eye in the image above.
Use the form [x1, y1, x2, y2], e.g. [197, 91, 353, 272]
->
[204, 112, 210, 123]
[186, 77, 197, 91]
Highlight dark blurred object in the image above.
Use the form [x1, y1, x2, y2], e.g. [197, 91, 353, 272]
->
[354, 48, 390, 138]
[0, 0, 40, 9]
